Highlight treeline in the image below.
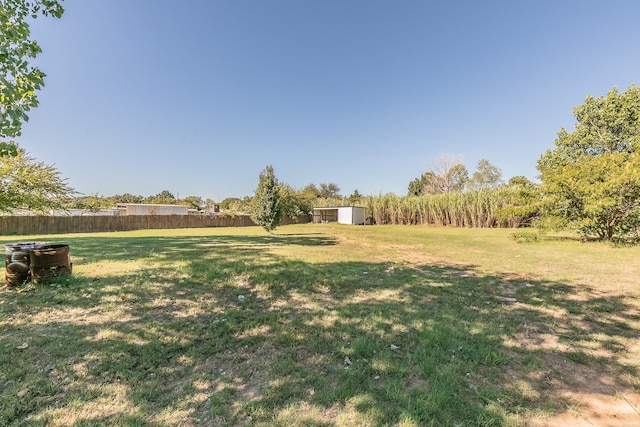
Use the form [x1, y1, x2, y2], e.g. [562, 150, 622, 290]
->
[241, 167, 539, 229]
[67, 180, 539, 229]
[68, 191, 214, 211]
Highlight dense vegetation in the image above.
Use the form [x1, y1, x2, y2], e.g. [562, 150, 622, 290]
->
[538, 84, 640, 241]
[0, 1, 73, 213]
[311, 183, 538, 228]
[0, 145, 73, 213]
[250, 165, 283, 232]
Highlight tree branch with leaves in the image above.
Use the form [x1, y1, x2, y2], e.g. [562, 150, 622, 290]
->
[0, 0, 64, 139]
[538, 84, 640, 240]
[0, 144, 73, 212]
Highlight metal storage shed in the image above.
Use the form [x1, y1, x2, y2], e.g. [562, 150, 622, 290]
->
[313, 206, 365, 225]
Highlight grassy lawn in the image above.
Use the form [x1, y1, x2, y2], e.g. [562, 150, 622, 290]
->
[1, 224, 639, 426]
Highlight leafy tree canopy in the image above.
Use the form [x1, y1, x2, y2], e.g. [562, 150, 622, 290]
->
[0, 143, 73, 212]
[507, 176, 535, 188]
[318, 183, 341, 198]
[0, 2, 69, 213]
[114, 193, 144, 204]
[219, 197, 240, 210]
[278, 183, 307, 219]
[220, 197, 252, 212]
[0, 141, 18, 156]
[539, 85, 639, 175]
[145, 190, 176, 205]
[538, 84, 640, 240]
[68, 193, 111, 212]
[348, 189, 362, 204]
[0, 0, 64, 139]
[182, 195, 203, 210]
[468, 159, 503, 191]
[408, 175, 426, 196]
[299, 184, 321, 200]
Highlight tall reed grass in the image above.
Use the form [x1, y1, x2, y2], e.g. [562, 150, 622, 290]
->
[366, 187, 537, 227]
[311, 187, 536, 228]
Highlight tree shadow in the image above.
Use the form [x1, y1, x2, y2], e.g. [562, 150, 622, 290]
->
[1, 232, 638, 425]
[62, 234, 337, 262]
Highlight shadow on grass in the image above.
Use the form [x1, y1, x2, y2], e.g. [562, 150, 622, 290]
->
[1, 232, 638, 426]
[59, 233, 339, 264]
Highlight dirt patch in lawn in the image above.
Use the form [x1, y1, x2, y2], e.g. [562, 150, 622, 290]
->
[503, 292, 640, 426]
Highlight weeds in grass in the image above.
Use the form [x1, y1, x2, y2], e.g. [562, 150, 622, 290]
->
[510, 231, 539, 243]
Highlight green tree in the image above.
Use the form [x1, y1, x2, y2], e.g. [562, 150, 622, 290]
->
[300, 184, 320, 200]
[297, 184, 323, 211]
[1, 0, 64, 140]
[0, 3, 70, 213]
[319, 183, 341, 198]
[538, 84, 640, 240]
[348, 189, 362, 204]
[468, 159, 503, 191]
[408, 174, 427, 196]
[145, 190, 176, 205]
[112, 193, 144, 204]
[497, 176, 540, 227]
[250, 165, 282, 232]
[0, 143, 73, 212]
[182, 195, 203, 210]
[220, 197, 252, 212]
[278, 183, 307, 220]
[507, 176, 535, 188]
[0, 141, 18, 157]
[69, 193, 110, 212]
[220, 197, 241, 210]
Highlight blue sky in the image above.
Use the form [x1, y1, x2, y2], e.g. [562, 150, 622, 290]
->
[19, 0, 640, 201]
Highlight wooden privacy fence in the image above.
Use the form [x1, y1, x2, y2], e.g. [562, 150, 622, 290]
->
[0, 214, 310, 236]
